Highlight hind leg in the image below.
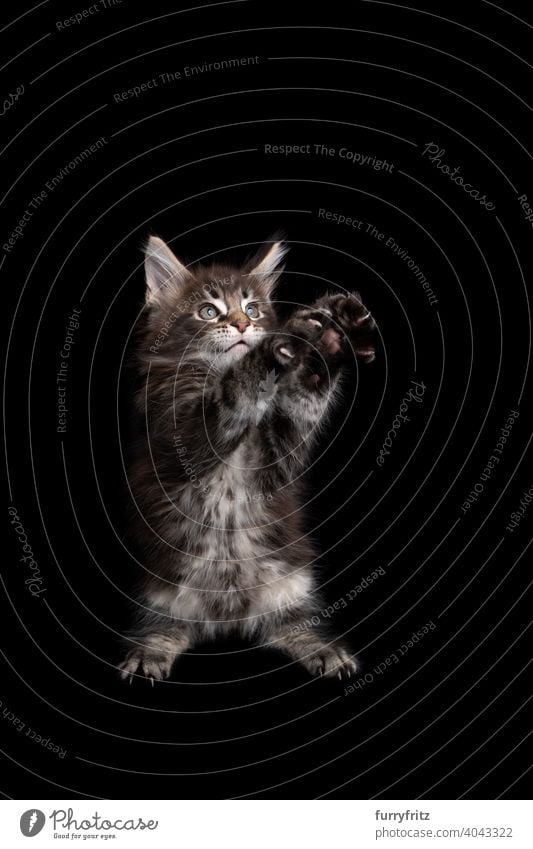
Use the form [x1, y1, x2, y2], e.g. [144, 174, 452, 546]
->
[257, 600, 358, 680]
[271, 627, 358, 679]
[118, 611, 192, 683]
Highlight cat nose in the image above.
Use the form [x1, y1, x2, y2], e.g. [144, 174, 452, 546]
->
[231, 318, 250, 334]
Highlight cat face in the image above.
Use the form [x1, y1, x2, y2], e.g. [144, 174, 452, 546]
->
[187, 283, 271, 364]
[143, 236, 286, 369]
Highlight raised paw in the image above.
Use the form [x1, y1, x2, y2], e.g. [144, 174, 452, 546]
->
[303, 645, 358, 680]
[312, 293, 376, 363]
[118, 648, 174, 684]
[271, 316, 323, 368]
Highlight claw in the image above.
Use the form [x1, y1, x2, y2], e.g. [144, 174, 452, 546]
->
[279, 346, 294, 359]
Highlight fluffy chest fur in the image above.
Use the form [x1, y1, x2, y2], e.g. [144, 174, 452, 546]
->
[200, 445, 262, 530]
[145, 444, 312, 634]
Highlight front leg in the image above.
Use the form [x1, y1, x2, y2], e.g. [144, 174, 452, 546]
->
[260, 294, 376, 466]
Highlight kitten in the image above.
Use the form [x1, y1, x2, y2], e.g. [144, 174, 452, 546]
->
[119, 235, 376, 682]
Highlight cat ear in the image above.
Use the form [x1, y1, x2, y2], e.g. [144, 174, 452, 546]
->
[247, 237, 288, 295]
[144, 236, 191, 304]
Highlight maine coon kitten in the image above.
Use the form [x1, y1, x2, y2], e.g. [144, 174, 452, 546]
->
[119, 235, 376, 682]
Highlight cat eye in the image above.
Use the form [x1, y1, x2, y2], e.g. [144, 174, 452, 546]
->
[198, 303, 220, 320]
[245, 303, 260, 318]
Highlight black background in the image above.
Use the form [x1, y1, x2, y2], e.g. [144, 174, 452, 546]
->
[2, 0, 532, 799]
